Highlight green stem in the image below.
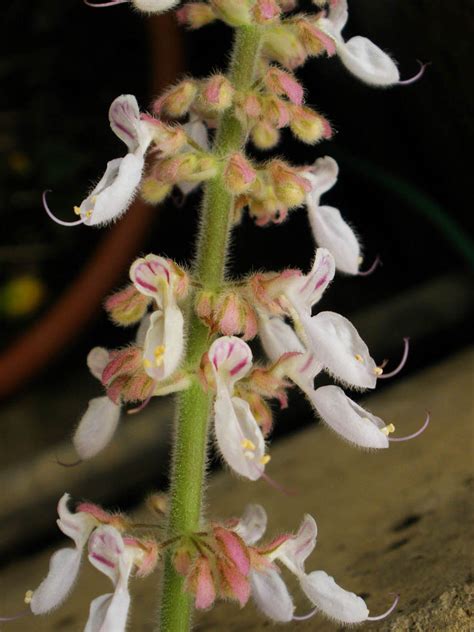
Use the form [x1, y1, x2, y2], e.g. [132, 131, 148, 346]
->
[158, 25, 262, 632]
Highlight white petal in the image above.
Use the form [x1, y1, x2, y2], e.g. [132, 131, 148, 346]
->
[309, 385, 389, 448]
[304, 311, 377, 389]
[234, 504, 267, 545]
[250, 568, 294, 622]
[135, 313, 151, 347]
[129, 255, 173, 302]
[326, 0, 348, 36]
[81, 154, 144, 227]
[184, 116, 209, 151]
[288, 248, 335, 310]
[143, 306, 184, 381]
[57, 494, 96, 548]
[337, 36, 400, 86]
[30, 547, 82, 614]
[88, 526, 125, 585]
[73, 397, 121, 460]
[300, 570, 369, 623]
[95, 587, 130, 632]
[132, 0, 180, 14]
[308, 205, 360, 275]
[305, 156, 339, 207]
[87, 347, 110, 381]
[214, 392, 265, 481]
[108, 95, 141, 153]
[275, 515, 317, 576]
[84, 594, 113, 632]
[209, 336, 253, 390]
[259, 316, 305, 363]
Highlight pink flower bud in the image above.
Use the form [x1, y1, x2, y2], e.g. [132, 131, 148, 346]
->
[262, 96, 291, 129]
[264, 67, 304, 105]
[235, 92, 262, 122]
[195, 290, 216, 325]
[176, 2, 216, 29]
[224, 153, 257, 194]
[102, 347, 143, 386]
[263, 25, 308, 69]
[252, 0, 281, 23]
[153, 80, 198, 118]
[187, 557, 217, 610]
[295, 18, 337, 57]
[213, 526, 250, 576]
[104, 285, 151, 326]
[210, 0, 253, 26]
[201, 75, 234, 112]
[289, 105, 329, 144]
[269, 160, 312, 208]
[173, 547, 193, 576]
[141, 116, 188, 156]
[212, 290, 259, 340]
[250, 121, 280, 150]
[217, 557, 250, 607]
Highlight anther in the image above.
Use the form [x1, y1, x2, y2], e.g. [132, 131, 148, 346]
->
[154, 345, 166, 366]
[260, 454, 271, 465]
[354, 354, 364, 363]
[24, 591, 33, 605]
[241, 439, 256, 451]
[389, 412, 430, 443]
[381, 423, 395, 436]
[373, 366, 384, 376]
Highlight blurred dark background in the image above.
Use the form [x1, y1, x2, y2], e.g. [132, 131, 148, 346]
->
[0, 0, 472, 559]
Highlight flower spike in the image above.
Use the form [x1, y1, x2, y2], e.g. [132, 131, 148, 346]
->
[42, 191, 85, 227]
[358, 255, 382, 277]
[399, 61, 429, 86]
[389, 412, 430, 442]
[367, 594, 400, 621]
[379, 337, 410, 379]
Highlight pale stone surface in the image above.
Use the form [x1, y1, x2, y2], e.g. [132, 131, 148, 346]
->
[0, 348, 472, 630]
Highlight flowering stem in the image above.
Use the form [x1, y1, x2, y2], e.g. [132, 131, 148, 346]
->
[158, 25, 262, 632]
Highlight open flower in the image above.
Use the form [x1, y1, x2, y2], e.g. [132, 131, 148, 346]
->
[304, 156, 362, 275]
[235, 505, 398, 624]
[85, 0, 180, 14]
[208, 336, 270, 480]
[130, 254, 187, 382]
[317, 0, 400, 86]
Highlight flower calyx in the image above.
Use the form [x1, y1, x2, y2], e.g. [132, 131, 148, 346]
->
[196, 287, 258, 340]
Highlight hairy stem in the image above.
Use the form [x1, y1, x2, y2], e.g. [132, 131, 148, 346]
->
[158, 25, 262, 632]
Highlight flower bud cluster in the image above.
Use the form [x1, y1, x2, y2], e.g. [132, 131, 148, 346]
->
[196, 287, 258, 340]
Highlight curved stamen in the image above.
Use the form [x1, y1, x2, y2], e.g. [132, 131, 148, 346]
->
[43, 191, 85, 227]
[55, 456, 83, 468]
[127, 395, 152, 415]
[0, 609, 31, 621]
[358, 255, 381, 276]
[293, 607, 318, 622]
[83, 0, 129, 7]
[399, 61, 429, 86]
[379, 337, 410, 379]
[367, 594, 400, 621]
[389, 412, 430, 443]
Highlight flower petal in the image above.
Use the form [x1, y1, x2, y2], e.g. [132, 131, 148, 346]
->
[326, 0, 348, 36]
[57, 493, 96, 547]
[209, 336, 253, 390]
[288, 248, 335, 310]
[132, 0, 180, 14]
[234, 504, 267, 546]
[214, 392, 266, 481]
[250, 568, 294, 622]
[30, 547, 82, 614]
[73, 397, 121, 460]
[300, 570, 369, 623]
[87, 347, 110, 381]
[143, 306, 184, 381]
[308, 205, 360, 275]
[275, 515, 317, 576]
[84, 593, 113, 632]
[80, 154, 144, 227]
[309, 385, 389, 448]
[304, 311, 377, 388]
[129, 255, 173, 302]
[108, 95, 141, 153]
[259, 316, 305, 362]
[305, 156, 339, 206]
[337, 36, 399, 86]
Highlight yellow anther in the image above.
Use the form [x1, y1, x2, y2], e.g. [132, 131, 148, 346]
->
[260, 455, 271, 465]
[354, 354, 364, 363]
[241, 438, 256, 451]
[24, 590, 33, 604]
[381, 423, 396, 436]
[91, 195, 97, 203]
[358, 256, 364, 265]
[143, 359, 152, 369]
[86, 210, 93, 218]
[373, 366, 384, 376]
[154, 345, 166, 366]
[73, 205, 81, 216]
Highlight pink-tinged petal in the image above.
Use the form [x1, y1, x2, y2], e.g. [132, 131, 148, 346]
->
[300, 570, 369, 623]
[305, 156, 339, 206]
[30, 547, 82, 614]
[250, 568, 294, 622]
[219, 560, 250, 607]
[73, 397, 121, 460]
[88, 526, 125, 585]
[337, 36, 400, 86]
[57, 494, 97, 547]
[310, 385, 389, 449]
[214, 527, 250, 576]
[305, 311, 377, 389]
[108, 95, 141, 153]
[290, 247, 336, 308]
[308, 205, 361, 275]
[193, 558, 216, 610]
[129, 255, 172, 300]
[80, 154, 144, 227]
[276, 515, 317, 576]
[209, 336, 253, 389]
[326, 0, 348, 35]
[87, 347, 110, 381]
[214, 392, 266, 481]
[234, 504, 267, 546]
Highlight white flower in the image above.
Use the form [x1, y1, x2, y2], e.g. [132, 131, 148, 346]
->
[236, 505, 398, 624]
[29, 495, 97, 614]
[304, 156, 362, 275]
[130, 254, 185, 381]
[84, 0, 180, 15]
[86, 526, 134, 632]
[78, 95, 153, 226]
[208, 336, 269, 481]
[318, 0, 400, 86]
